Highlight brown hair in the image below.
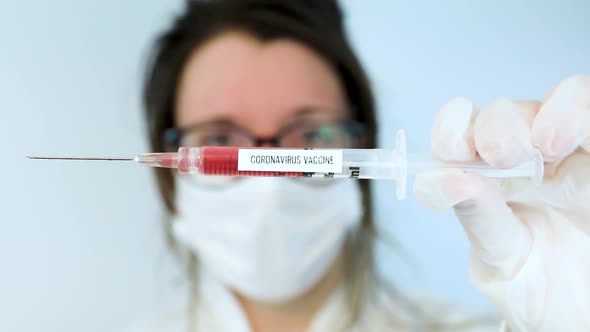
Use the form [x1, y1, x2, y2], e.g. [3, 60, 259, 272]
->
[142, 0, 488, 330]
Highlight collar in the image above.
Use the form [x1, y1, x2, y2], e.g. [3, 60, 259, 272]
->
[197, 268, 349, 332]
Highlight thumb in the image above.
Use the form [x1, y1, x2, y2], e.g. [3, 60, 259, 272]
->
[414, 170, 532, 279]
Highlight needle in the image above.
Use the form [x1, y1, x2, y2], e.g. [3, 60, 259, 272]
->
[26, 156, 135, 161]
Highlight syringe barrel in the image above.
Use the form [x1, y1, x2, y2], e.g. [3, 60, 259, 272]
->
[178, 148, 405, 174]
[175, 129, 410, 200]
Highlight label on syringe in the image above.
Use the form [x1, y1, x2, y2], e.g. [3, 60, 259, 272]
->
[237, 149, 343, 173]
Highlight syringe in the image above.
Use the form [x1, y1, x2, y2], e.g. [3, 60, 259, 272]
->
[27, 130, 544, 200]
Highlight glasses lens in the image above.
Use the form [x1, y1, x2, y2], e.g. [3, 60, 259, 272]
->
[173, 123, 254, 186]
[280, 119, 365, 186]
[179, 123, 253, 147]
[281, 120, 362, 148]
[166, 119, 366, 187]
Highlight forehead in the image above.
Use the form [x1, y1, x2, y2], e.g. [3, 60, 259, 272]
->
[175, 31, 346, 131]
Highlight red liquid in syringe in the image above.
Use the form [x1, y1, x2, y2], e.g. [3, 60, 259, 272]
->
[177, 146, 305, 177]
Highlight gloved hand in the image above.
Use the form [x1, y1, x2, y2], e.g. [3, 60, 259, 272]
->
[414, 75, 590, 332]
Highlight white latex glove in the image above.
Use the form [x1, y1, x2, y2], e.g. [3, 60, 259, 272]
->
[414, 75, 590, 332]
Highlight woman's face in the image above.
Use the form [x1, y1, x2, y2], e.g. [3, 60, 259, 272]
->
[175, 31, 347, 144]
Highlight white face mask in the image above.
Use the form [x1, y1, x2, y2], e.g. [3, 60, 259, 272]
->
[172, 177, 363, 303]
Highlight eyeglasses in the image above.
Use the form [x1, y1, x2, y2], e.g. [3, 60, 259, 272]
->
[163, 116, 367, 187]
[163, 117, 367, 151]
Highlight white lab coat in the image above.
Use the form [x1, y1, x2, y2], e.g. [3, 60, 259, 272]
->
[125, 268, 505, 332]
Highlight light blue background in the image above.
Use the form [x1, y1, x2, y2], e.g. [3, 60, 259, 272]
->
[1, 1, 588, 331]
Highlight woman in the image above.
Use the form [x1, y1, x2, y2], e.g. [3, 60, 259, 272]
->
[133, 1, 590, 331]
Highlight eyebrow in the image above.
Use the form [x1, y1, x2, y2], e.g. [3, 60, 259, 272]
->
[176, 117, 237, 130]
[285, 106, 342, 123]
[293, 107, 322, 117]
